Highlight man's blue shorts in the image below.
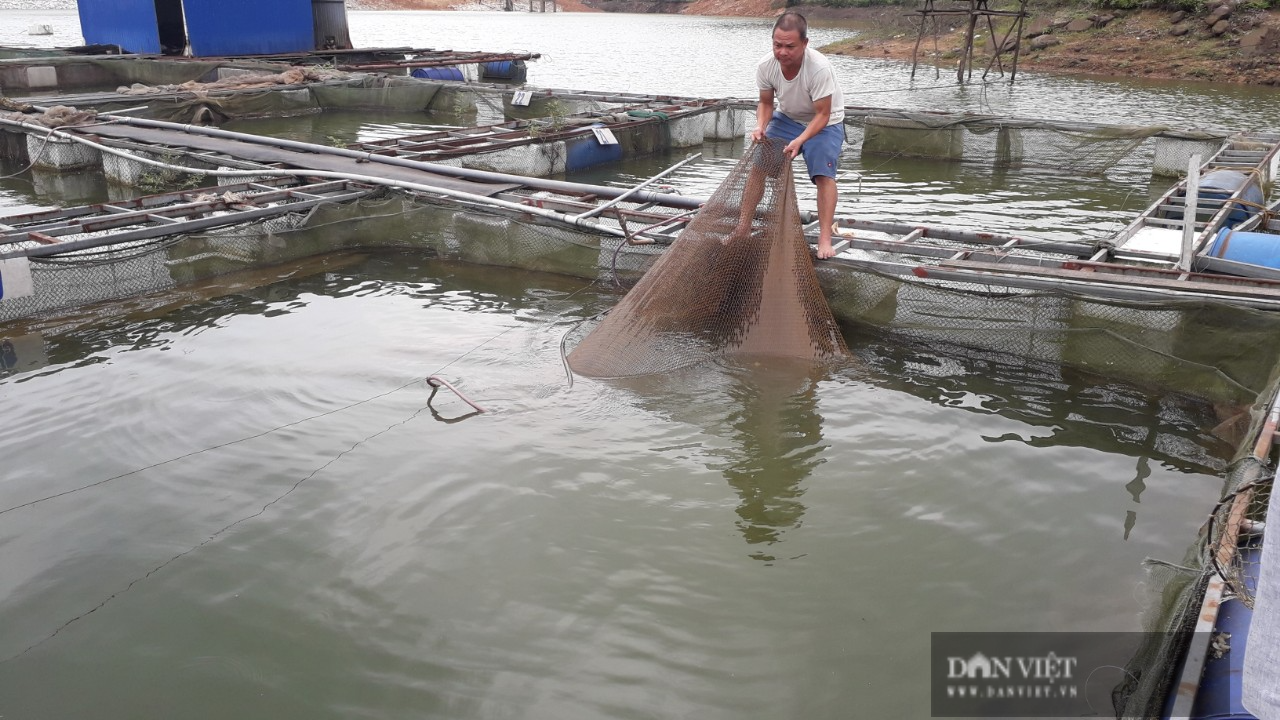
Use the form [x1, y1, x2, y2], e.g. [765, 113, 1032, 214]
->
[765, 113, 844, 182]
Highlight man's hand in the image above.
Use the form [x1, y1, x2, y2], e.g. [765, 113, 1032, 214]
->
[783, 138, 803, 159]
[751, 126, 767, 143]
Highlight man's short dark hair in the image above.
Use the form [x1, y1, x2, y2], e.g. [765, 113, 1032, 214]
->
[773, 11, 808, 41]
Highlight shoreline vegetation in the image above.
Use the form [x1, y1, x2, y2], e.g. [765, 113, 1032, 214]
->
[354, 0, 1280, 86]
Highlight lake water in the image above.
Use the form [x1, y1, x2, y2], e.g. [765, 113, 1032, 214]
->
[1, 8, 1275, 719]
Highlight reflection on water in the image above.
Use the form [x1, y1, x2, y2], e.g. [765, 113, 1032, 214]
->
[611, 356, 836, 560]
[858, 327, 1233, 475]
[0, 7, 1271, 717]
[715, 359, 828, 557]
[222, 110, 461, 146]
[14, 251, 1238, 559]
[0, 250, 1236, 718]
[852, 324, 1235, 544]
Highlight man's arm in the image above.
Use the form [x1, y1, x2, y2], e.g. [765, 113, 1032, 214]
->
[782, 94, 831, 159]
[752, 88, 775, 143]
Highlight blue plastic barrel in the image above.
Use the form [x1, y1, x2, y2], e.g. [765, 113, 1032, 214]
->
[480, 59, 527, 83]
[411, 66, 463, 81]
[565, 127, 623, 172]
[1189, 542, 1261, 719]
[1207, 228, 1280, 269]
[1199, 170, 1265, 227]
[483, 60, 513, 77]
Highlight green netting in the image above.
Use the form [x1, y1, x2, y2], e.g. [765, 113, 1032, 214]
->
[502, 94, 620, 122]
[816, 262, 1280, 408]
[310, 76, 440, 113]
[5, 176, 1280, 407]
[144, 88, 320, 123]
[1112, 365, 1279, 718]
[0, 194, 443, 323]
[425, 84, 509, 126]
[92, 58, 223, 87]
[419, 203, 607, 277]
[845, 111, 1227, 176]
[0, 48, 68, 60]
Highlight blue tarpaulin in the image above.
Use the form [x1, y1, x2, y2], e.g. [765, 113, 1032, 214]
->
[76, 0, 162, 54]
[77, 0, 317, 57]
[183, 0, 315, 56]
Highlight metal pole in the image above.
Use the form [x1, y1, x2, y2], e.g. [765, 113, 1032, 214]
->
[30, 107, 707, 211]
[0, 119, 652, 258]
[1179, 153, 1201, 273]
[572, 153, 701, 221]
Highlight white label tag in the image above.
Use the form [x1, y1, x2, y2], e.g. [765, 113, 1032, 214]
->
[512, 90, 532, 107]
[592, 127, 618, 146]
[0, 256, 34, 301]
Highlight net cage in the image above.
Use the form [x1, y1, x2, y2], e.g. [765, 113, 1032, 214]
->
[5, 171, 1280, 410]
[3, 139, 1280, 716]
[838, 110, 1227, 178]
[1210, 458, 1273, 612]
[1109, 372, 1279, 718]
[0, 192, 448, 325]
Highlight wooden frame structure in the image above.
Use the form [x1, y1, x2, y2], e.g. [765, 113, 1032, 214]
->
[910, 0, 1030, 84]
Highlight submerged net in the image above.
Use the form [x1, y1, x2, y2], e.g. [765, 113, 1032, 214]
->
[1111, 374, 1280, 719]
[842, 110, 1229, 177]
[567, 139, 851, 378]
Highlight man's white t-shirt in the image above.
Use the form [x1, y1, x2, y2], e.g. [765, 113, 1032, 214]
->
[756, 46, 845, 126]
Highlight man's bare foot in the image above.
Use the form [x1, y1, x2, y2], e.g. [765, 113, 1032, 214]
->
[816, 237, 835, 260]
[723, 221, 753, 246]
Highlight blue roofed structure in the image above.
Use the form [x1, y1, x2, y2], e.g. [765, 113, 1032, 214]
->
[77, 0, 165, 54]
[76, 0, 352, 57]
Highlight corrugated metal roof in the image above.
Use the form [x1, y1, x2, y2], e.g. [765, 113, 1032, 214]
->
[76, 0, 162, 54]
[183, 0, 315, 57]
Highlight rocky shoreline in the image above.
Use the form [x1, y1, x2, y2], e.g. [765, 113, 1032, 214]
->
[7, 0, 1278, 86]
[822, 3, 1280, 86]
[348, 0, 1280, 86]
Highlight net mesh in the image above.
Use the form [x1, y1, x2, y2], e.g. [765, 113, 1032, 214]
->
[840, 112, 1228, 177]
[0, 193, 442, 325]
[1111, 374, 1279, 719]
[1210, 458, 1274, 610]
[566, 140, 851, 378]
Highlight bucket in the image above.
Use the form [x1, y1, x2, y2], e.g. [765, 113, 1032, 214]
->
[411, 66, 463, 82]
[1206, 228, 1280, 269]
[1199, 170, 1264, 227]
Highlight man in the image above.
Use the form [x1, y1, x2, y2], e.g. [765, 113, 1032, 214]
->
[734, 11, 845, 259]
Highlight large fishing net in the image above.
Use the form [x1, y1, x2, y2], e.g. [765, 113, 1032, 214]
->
[566, 139, 851, 378]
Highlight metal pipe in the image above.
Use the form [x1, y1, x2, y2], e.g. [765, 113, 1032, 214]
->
[1179, 153, 1201, 273]
[631, 207, 699, 235]
[897, 262, 1280, 311]
[0, 118, 645, 259]
[37, 107, 708, 210]
[838, 217, 1096, 257]
[572, 153, 701, 221]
